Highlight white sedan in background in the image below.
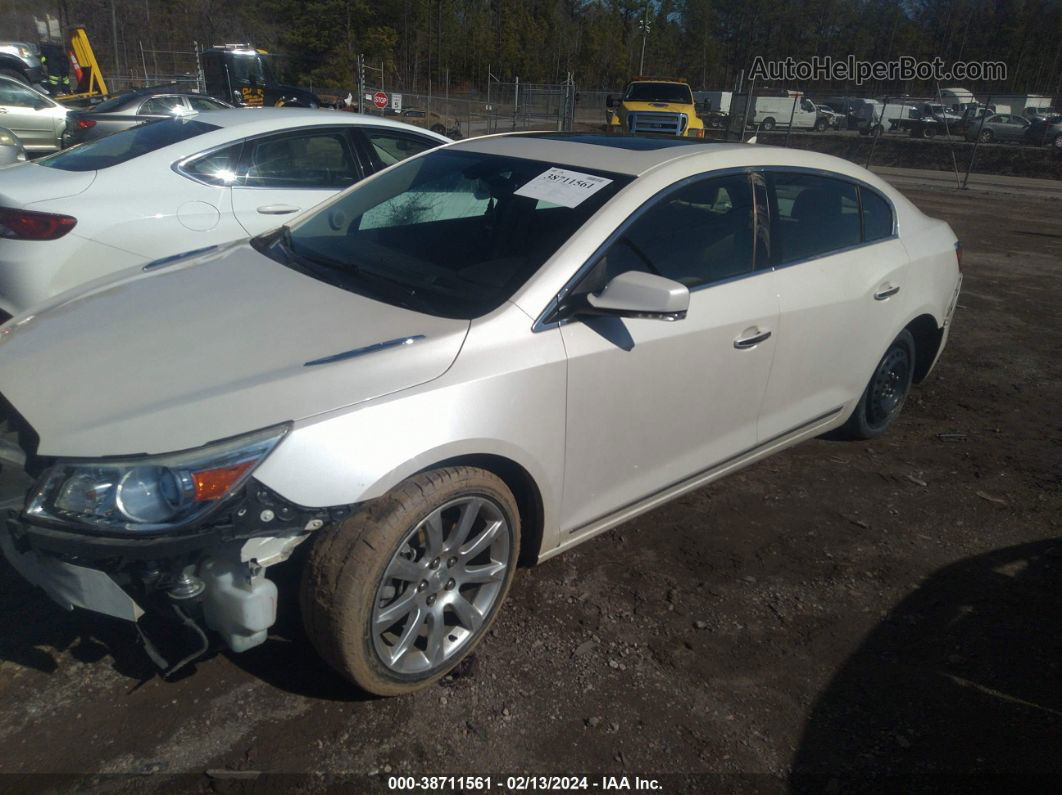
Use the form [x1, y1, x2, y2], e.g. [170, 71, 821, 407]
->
[0, 108, 448, 320]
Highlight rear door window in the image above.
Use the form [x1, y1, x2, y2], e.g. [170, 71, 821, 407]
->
[359, 129, 439, 168]
[770, 173, 861, 263]
[139, 96, 188, 115]
[38, 119, 220, 172]
[241, 129, 361, 189]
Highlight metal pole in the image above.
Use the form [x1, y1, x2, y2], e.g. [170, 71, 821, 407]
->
[140, 40, 148, 82]
[513, 75, 519, 131]
[111, 0, 120, 77]
[865, 99, 888, 169]
[785, 94, 798, 146]
[935, 81, 961, 188]
[740, 76, 756, 139]
[962, 94, 992, 190]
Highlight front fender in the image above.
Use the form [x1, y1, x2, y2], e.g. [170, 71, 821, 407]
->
[252, 309, 568, 553]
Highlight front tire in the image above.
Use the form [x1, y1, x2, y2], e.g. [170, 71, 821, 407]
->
[301, 467, 520, 696]
[761, 117, 776, 131]
[838, 329, 916, 440]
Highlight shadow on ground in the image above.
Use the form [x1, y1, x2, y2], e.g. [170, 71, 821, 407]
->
[790, 537, 1062, 790]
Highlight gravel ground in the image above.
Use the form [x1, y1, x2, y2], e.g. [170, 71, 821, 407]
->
[0, 173, 1059, 793]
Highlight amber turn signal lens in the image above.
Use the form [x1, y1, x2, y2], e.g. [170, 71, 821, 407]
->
[192, 461, 254, 501]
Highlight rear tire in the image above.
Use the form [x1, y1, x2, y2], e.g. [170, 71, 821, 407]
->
[1053, 134, 1062, 149]
[430, 123, 446, 134]
[838, 329, 916, 440]
[300, 466, 520, 696]
[761, 117, 776, 131]
[978, 129, 993, 143]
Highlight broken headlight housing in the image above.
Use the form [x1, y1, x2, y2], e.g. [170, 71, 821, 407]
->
[25, 424, 289, 534]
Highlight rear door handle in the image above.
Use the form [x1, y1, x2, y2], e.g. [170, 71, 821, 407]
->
[734, 328, 772, 349]
[257, 204, 301, 215]
[874, 284, 901, 300]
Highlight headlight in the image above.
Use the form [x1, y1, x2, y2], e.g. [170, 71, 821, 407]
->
[25, 425, 288, 534]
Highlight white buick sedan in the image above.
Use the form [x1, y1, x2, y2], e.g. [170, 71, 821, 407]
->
[0, 134, 961, 695]
[0, 108, 448, 320]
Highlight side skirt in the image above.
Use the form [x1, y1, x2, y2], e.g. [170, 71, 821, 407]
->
[539, 406, 846, 563]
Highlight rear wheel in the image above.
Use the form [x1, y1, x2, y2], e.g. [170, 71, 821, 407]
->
[978, 129, 993, 143]
[301, 467, 520, 695]
[838, 329, 916, 440]
[1053, 134, 1062, 149]
[761, 117, 776, 131]
[430, 123, 446, 134]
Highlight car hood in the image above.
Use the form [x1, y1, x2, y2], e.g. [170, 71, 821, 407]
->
[0, 162, 95, 207]
[0, 244, 470, 457]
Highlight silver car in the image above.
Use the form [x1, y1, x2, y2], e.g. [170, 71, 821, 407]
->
[0, 134, 962, 694]
[0, 74, 67, 153]
[964, 112, 1030, 143]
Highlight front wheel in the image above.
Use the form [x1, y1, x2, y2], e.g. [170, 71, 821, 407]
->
[1053, 134, 1062, 149]
[430, 123, 447, 134]
[978, 129, 993, 143]
[838, 329, 916, 440]
[814, 118, 827, 132]
[761, 117, 776, 131]
[301, 467, 520, 695]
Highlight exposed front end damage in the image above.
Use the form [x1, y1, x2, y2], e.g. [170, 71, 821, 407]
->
[0, 398, 345, 676]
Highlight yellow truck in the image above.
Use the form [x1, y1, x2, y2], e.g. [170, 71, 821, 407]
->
[605, 77, 705, 137]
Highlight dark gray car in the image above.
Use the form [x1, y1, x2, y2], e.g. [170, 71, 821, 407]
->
[964, 113, 1031, 143]
[1024, 114, 1062, 148]
[66, 88, 231, 145]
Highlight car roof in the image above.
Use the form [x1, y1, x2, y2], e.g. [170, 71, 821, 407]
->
[182, 107, 444, 135]
[447, 132, 903, 195]
[448, 133, 746, 176]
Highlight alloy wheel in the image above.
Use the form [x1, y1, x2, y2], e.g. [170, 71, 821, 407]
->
[371, 496, 511, 674]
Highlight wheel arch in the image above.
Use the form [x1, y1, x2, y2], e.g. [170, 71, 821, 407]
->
[904, 312, 944, 383]
[413, 453, 545, 567]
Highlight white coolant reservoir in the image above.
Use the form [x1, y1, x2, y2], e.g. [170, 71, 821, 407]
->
[199, 559, 278, 653]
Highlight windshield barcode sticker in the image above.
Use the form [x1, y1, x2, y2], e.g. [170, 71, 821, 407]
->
[514, 168, 613, 208]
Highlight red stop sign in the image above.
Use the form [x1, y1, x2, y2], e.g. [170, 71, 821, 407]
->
[373, 91, 388, 109]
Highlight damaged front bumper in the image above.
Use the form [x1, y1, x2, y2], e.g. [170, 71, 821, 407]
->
[0, 483, 345, 673]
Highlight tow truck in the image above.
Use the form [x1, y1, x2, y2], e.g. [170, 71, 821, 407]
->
[606, 77, 706, 137]
[200, 45, 320, 108]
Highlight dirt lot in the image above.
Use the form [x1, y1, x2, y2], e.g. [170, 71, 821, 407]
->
[0, 174, 1059, 792]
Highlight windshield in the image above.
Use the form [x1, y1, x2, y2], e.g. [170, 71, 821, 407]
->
[229, 53, 277, 85]
[624, 82, 694, 104]
[38, 118, 219, 171]
[257, 149, 632, 319]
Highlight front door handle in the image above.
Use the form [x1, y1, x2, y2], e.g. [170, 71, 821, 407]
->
[874, 284, 901, 300]
[734, 328, 772, 349]
[257, 204, 301, 215]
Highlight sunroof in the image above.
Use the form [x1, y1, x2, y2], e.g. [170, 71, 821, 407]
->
[515, 133, 721, 150]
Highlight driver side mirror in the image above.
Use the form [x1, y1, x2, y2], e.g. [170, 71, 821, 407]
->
[581, 271, 689, 321]
[606, 95, 615, 108]
[33, 98, 52, 111]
